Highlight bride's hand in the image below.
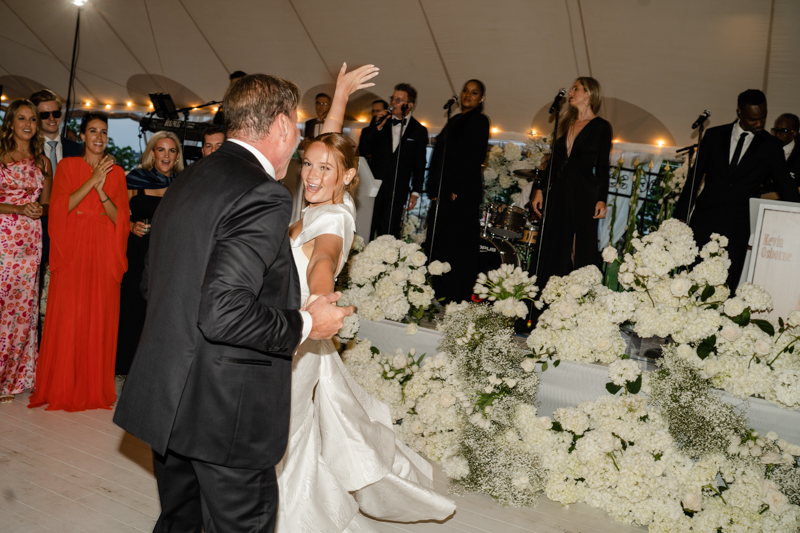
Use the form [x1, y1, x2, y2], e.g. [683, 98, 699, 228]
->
[302, 294, 321, 310]
[335, 62, 379, 97]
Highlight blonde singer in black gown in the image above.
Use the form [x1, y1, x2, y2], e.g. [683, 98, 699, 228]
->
[425, 80, 490, 303]
[115, 132, 183, 375]
[531, 77, 611, 290]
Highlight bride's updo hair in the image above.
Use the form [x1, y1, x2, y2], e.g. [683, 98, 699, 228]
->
[309, 133, 359, 199]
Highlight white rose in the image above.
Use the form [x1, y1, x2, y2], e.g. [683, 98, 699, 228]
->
[383, 248, 399, 264]
[484, 386, 493, 394]
[439, 392, 456, 408]
[763, 490, 790, 514]
[601, 246, 618, 263]
[765, 431, 779, 442]
[393, 354, 408, 369]
[596, 338, 612, 352]
[621, 272, 635, 284]
[681, 493, 702, 512]
[409, 270, 426, 286]
[410, 251, 427, 267]
[390, 269, 407, 284]
[404, 323, 418, 336]
[723, 297, 746, 317]
[520, 358, 536, 372]
[409, 420, 423, 434]
[538, 416, 553, 430]
[597, 431, 617, 453]
[505, 379, 517, 388]
[669, 278, 692, 297]
[422, 370, 433, 380]
[704, 360, 722, 377]
[755, 339, 772, 356]
[788, 310, 800, 328]
[568, 284, 587, 299]
[428, 260, 444, 276]
[720, 323, 743, 341]
[677, 344, 696, 359]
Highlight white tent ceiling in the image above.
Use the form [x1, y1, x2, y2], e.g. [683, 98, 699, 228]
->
[1, 0, 798, 147]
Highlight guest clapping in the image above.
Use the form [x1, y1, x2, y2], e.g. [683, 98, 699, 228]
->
[29, 112, 129, 412]
[0, 99, 52, 404]
[116, 131, 184, 375]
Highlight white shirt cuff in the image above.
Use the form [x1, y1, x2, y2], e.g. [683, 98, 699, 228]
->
[300, 310, 312, 343]
[411, 192, 420, 198]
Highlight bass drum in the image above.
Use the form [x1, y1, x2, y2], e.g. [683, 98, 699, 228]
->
[478, 235, 519, 275]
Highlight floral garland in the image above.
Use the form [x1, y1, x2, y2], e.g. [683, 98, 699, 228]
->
[338, 235, 450, 337]
[473, 264, 539, 319]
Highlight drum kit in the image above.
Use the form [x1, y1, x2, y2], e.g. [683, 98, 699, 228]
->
[478, 169, 542, 275]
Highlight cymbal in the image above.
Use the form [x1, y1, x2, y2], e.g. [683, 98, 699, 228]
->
[513, 168, 539, 179]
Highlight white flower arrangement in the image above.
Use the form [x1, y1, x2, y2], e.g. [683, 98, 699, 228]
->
[339, 235, 449, 335]
[483, 135, 551, 205]
[473, 264, 539, 319]
[401, 214, 426, 245]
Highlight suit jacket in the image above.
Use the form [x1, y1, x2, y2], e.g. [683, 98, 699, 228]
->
[788, 143, 800, 182]
[304, 118, 322, 138]
[114, 141, 303, 470]
[359, 115, 428, 196]
[62, 137, 82, 158]
[674, 122, 800, 223]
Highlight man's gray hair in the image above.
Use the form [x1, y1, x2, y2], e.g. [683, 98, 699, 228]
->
[224, 74, 300, 140]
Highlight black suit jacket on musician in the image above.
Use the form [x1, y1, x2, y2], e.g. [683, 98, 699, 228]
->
[674, 122, 800, 285]
[359, 115, 428, 197]
[114, 141, 303, 470]
[62, 137, 83, 158]
[304, 118, 322, 138]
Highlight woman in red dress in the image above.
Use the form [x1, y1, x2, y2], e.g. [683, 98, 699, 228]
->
[29, 112, 129, 411]
[0, 99, 52, 404]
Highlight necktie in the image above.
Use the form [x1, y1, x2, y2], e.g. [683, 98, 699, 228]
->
[47, 140, 58, 177]
[392, 118, 406, 126]
[729, 132, 747, 173]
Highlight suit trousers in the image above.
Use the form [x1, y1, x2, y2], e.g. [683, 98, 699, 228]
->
[153, 448, 278, 533]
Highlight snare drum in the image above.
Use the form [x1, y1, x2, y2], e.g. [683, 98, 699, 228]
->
[489, 206, 526, 240]
[478, 235, 519, 275]
[517, 223, 540, 246]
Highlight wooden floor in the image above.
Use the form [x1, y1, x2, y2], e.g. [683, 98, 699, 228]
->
[0, 385, 644, 533]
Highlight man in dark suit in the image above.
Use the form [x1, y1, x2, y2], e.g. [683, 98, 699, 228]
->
[359, 83, 428, 239]
[772, 113, 800, 180]
[114, 74, 352, 533]
[30, 89, 82, 303]
[675, 89, 800, 289]
[303, 92, 331, 139]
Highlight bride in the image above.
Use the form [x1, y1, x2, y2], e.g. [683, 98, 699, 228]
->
[275, 64, 456, 532]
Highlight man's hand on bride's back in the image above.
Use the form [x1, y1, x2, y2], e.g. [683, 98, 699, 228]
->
[306, 292, 354, 340]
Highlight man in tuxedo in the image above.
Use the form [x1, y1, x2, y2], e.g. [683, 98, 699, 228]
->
[772, 113, 800, 179]
[359, 83, 428, 239]
[675, 89, 800, 289]
[114, 74, 353, 533]
[303, 92, 331, 139]
[370, 98, 389, 120]
[30, 89, 82, 301]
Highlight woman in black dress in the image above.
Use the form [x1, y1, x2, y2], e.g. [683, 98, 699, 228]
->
[425, 79, 491, 303]
[531, 77, 611, 290]
[115, 131, 183, 375]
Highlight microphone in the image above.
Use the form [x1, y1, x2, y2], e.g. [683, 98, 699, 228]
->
[548, 88, 567, 114]
[691, 110, 711, 129]
[374, 106, 394, 124]
[443, 95, 459, 110]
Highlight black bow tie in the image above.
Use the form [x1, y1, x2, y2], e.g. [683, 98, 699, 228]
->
[392, 118, 406, 126]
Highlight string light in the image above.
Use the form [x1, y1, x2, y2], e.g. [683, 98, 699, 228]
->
[0, 95, 6, 100]
[85, 101, 91, 106]
[491, 127, 500, 134]
[530, 129, 537, 136]
[612, 138, 622, 144]
[212, 107, 218, 113]
[126, 102, 132, 107]
[419, 121, 427, 127]
[105, 104, 111, 109]
[656, 139, 665, 147]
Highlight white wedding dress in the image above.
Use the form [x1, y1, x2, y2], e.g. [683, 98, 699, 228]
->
[275, 194, 455, 533]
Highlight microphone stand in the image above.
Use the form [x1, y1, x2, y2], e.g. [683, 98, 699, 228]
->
[685, 122, 705, 226]
[388, 104, 408, 238]
[427, 100, 455, 261]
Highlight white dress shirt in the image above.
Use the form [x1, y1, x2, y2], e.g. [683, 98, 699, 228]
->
[784, 140, 795, 161]
[43, 135, 64, 162]
[389, 114, 420, 198]
[729, 121, 755, 164]
[228, 139, 312, 343]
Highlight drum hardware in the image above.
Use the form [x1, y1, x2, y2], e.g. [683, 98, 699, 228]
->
[478, 235, 520, 277]
[488, 205, 526, 240]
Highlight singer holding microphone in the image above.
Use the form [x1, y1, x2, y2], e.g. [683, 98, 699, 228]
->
[359, 83, 428, 240]
[425, 79, 491, 303]
[531, 77, 612, 290]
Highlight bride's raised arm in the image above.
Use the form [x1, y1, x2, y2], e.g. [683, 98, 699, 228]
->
[322, 63, 380, 134]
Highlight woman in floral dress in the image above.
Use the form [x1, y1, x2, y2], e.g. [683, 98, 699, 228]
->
[0, 99, 52, 404]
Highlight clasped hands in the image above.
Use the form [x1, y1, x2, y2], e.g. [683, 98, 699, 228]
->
[90, 155, 115, 197]
[17, 201, 43, 219]
[304, 292, 355, 341]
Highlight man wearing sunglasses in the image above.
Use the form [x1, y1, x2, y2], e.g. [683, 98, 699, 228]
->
[30, 89, 83, 173]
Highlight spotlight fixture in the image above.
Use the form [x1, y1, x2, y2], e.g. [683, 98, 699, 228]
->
[72, 0, 88, 6]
